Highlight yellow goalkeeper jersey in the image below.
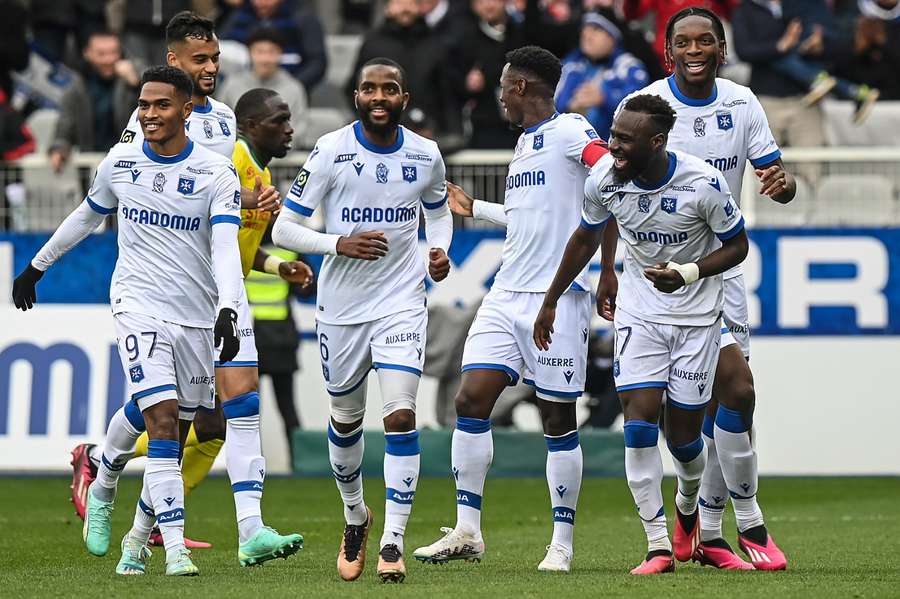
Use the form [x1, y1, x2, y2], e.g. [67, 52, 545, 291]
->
[232, 136, 273, 277]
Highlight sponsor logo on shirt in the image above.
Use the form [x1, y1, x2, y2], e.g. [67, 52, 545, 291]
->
[114, 160, 136, 169]
[340, 206, 417, 223]
[705, 156, 739, 172]
[185, 166, 213, 175]
[536, 355, 575, 368]
[385, 332, 422, 345]
[189, 375, 215, 385]
[622, 226, 689, 245]
[672, 368, 709, 381]
[404, 152, 432, 163]
[505, 169, 546, 190]
[120, 205, 201, 231]
[334, 153, 357, 163]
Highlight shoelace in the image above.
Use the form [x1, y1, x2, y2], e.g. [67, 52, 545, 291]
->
[342, 524, 366, 562]
[380, 544, 402, 563]
[90, 502, 114, 530]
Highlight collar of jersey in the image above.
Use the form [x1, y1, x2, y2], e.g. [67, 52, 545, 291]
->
[666, 75, 717, 107]
[523, 112, 559, 134]
[632, 151, 677, 190]
[192, 100, 213, 114]
[142, 139, 194, 164]
[353, 121, 404, 154]
[237, 136, 266, 172]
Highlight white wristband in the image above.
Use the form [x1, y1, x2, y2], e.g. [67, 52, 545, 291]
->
[666, 261, 699, 285]
[264, 255, 286, 275]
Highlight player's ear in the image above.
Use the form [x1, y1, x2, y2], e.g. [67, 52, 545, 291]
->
[650, 132, 665, 151]
[166, 49, 178, 68]
[183, 99, 193, 120]
[401, 91, 409, 111]
[353, 90, 359, 110]
[719, 40, 727, 65]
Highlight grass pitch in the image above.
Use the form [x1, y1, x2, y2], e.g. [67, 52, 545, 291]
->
[1, 476, 898, 598]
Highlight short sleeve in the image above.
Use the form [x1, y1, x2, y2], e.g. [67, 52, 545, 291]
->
[699, 174, 744, 240]
[581, 168, 612, 230]
[420, 152, 447, 210]
[284, 141, 333, 217]
[84, 156, 119, 215]
[209, 162, 242, 226]
[562, 116, 604, 166]
[746, 94, 781, 168]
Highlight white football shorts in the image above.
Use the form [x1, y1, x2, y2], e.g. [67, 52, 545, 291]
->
[720, 273, 750, 357]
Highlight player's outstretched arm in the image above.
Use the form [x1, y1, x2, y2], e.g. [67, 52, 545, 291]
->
[644, 229, 750, 293]
[272, 209, 387, 260]
[534, 222, 606, 350]
[755, 159, 796, 204]
[447, 181, 508, 226]
[13, 199, 110, 310]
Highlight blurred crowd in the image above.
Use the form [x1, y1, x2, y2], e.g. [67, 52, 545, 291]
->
[1, 0, 899, 163]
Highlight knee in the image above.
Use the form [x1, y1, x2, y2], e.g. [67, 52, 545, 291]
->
[193, 406, 226, 441]
[541, 403, 576, 437]
[454, 387, 487, 418]
[145, 411, 180, 440]
[218, 374, 259, 402]
[719, 378, 755, 413]
[383, 408, 415, 433]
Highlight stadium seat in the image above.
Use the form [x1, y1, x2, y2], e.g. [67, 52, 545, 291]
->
[811, 174, 897, 225]
[309, 34, 362, 109]
[822, 99, 900, 147]
[24, 109, 59, 154]
[751, 175, 814, 227]
[20, 160, 83, 231]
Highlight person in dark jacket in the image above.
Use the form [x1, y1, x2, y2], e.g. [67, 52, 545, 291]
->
[0, 0, 29, 99]
[121, 0, 192, 74]
[221, 0, 327, 92]
[347, 0, 462, 141]
[29, 0, 107, 65]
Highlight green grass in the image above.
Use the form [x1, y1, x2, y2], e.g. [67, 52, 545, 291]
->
[1, 476, 898, 598]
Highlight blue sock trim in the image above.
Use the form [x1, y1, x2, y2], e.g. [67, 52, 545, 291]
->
[101, 453, 126, 472]
[231, 480, 264, 493]
[552, 506, 576, 524]
[156, 507, 185, 523]
[668, 436, 704, 462]
[638, 505, 666, 522]
[327, 423, 363, 447]
[147, 439, 180, 459]
[699, 496, 726, 510]
[729, 489, 756, 500]
[138, 498, 155, 517]
[702, 413, 715, 438]
[623, 420, 658, 448]
[716, 404, 751, 433]
[333, 467, 361, 484]
[222, 391, 260, 419]
[456, 489, 482, 510]
[386, 487, 416, 505]
[385, 430, 420, 456]
[123, 400, 146, 432]
[456, 416, 491, 434]
[545, 430, 579, 452]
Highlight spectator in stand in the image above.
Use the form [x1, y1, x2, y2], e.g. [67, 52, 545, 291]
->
[219, 28, 309, 142]
[348, 0, 462, 142]
[29, 0, 108, 65]
[0, 0, 29, 99]
[858, 0, 900, 20]
[48, 31, 139, 172]
[119, 0, 192, 74]
[453, 0, 526, 148]
[555, 11, 649, 140]
[420, 0, 470, 52]
[835, 8, 900, 100]
[621, 0, 735, 71]
[221, 0, 327, 92]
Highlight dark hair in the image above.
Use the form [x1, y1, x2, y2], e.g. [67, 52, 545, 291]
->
[166, 11, 215, 47]
[664, 7, 727, 47]
[505, 45, 562, 91]
[140, 65, 194, 100]
[622, 94, 677, 134]
[235, 88, 280, 124]
[86, 29, 119, 42]
[358, 57, 407, 89]
[247, 27, 284, 50]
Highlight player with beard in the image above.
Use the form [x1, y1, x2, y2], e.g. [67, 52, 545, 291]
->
[67, 13, 302, 564]
[272, 58, 453, 583]
[602, 7, 793, 570]
[534, 94, 749, 574]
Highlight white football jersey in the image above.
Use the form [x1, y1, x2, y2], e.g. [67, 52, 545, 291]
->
[283, 122, 447, 325]
[492, 112, 600, 293]
[87, 139, 241, 328]
[582, 150, 744, 326]
[121, 96, 237, 158]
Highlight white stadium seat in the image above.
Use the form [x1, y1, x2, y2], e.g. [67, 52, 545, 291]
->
[810, 174, 896, 225]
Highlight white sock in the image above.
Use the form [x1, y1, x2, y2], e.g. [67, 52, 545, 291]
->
[223, 392, 265, 544]
[452, 417, 492, 537]
[94, 402, 143, 502]
[129, 477, 156, 546]
[146, 439, 185, 557]
[328, 421, 366, 525]
[545, 431, 582, 552]
[715, 406, 765, 532]
[624, 420, 670, 552]
[699, 415, 728, 541]
[381, 430, 420, 552]
[669, 436, 707, 516]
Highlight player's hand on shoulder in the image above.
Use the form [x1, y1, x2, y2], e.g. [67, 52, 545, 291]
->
[428, 248, 450, 282]
[278, 260, 314, 287]
[214, 307, 240, 363]
[533, 302, 557, 351]
[446, 181, 474, 217]
[336, 230, 389, 260]
[643, 262, 685, 293]
[12, 265, 44, 311]
[596, 268, 618, 321]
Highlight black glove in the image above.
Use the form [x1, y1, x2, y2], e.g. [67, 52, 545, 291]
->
[12, 264, 45, 311]
[214, 307, 239, 363]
